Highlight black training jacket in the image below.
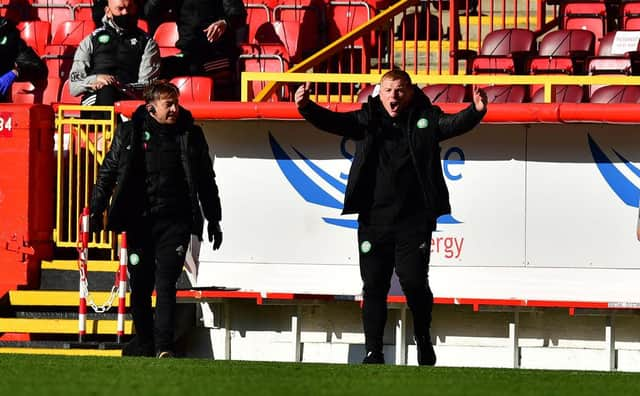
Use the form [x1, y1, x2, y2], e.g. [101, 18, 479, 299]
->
[298, 87, 486, 219]
[90, 105, 222, 239]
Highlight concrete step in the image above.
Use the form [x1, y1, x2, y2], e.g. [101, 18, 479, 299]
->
[0, 318, 134, 335]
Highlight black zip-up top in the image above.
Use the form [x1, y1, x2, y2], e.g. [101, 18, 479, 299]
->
[298, 87, 486, 220]
[90, 105, 222, 240]
[88, 24, 150, 84]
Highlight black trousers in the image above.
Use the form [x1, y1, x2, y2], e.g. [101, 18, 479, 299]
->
[357, 219, 435, 353]
[126, 214, 191, 353]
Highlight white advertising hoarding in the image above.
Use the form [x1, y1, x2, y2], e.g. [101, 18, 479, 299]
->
[195, 120, 640, 302]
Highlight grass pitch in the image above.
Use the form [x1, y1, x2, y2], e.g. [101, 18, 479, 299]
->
[0, 354, 638, 396]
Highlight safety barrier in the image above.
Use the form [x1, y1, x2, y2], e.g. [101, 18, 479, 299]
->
[54, 105, 116, 251]
[76, 208, 127, 343]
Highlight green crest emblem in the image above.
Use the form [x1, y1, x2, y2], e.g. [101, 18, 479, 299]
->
[129, 253, 140, 265]
[0, 36, 7, 45]
[417, 118, 429, 128]
[98, 34, 110, 44]
[144, 131, 151, 141]
[360, 241, 372, 254]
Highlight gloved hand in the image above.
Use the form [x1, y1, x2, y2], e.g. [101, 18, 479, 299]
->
[89, 212, 103, 236]
[207, 221, 223, 250]
[0, 70, 17, 95]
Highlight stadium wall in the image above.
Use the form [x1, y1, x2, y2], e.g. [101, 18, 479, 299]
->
[119, 102, 640, 371]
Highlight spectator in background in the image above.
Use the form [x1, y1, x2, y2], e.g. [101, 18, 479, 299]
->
[295, 69, 487, 366]
[0, 17, 47, 102]
[89, 80, 223, 358]
[144, 0, 247, 100]
[70, 0, 160, 115]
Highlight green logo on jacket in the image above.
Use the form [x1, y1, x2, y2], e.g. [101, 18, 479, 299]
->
[98, 34, 110, 44]
[417, 118, 429, 128]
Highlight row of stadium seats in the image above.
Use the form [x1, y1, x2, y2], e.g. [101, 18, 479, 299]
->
[357, 84, 640, 104]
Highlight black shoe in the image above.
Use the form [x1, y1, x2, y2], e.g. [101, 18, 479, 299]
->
[417, 337, 436, 366]
[156, 350, 174, 358]
[121, 337, 155, 357]
[362, 351, 385, 364]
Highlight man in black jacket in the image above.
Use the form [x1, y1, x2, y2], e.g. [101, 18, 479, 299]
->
[0, 17, 48, 102]
[90, 80, 223, 358]
[295, 70, 487, 365]
[144, 0, 247, 100]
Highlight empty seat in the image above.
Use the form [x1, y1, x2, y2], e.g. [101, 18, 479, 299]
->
[33, 3, 74, 38]
[356, 84, 376, 102]
[170, 76, 214, 102]
[422, 84, 467, 103]
[326, 0, 373, 73]
[246, 2, 271, 43]
[395, 7, 441, 40]
[562, 2, 607, 53]
[17, 20, 51, 56]
[10, 78, 60, 104]
[153, 21, 180, 56]
[483, 85, 527, 103]
[530, 85, 585, 103]
[529, 29, 595, 75]
[590, 85, 640, 103]
[471, 28, 536, 75]
[586, 30, 640, 95]
[273, 0, 323, 54]
[59, 78, 82, 104]
[43, 44, 76, 80]
[239, 43, 290, 101]
[50, 19, 95, 46]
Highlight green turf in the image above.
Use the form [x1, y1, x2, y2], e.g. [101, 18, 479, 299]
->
[1, 354, 639, 396]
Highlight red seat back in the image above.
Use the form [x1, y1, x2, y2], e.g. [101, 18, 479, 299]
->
[170, 76, 214, 102]
[17, 20, 51, 56]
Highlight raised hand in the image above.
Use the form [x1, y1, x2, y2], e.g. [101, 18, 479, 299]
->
[294, 82, 312, 108]
[472, 85, 488, 112]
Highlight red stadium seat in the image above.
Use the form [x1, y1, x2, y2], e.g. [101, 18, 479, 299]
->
[471, 28, 536, 75]
[239, 43, 290, 101]
[245, 2, 272, 43]
[356, 84, 376, 102]
[50, 19, 95, 46]
[530, 85, 585, 103]
[59, 78, 81, 104]
[589, 85, 640, 103]
[153, 21, 180, 56]
[586, 30, 640, 96]
[326, 0, 373, 73]
[273, 0, 323, 55]
[561, 2, 607, 53]
[622, 1, 640, 30]
[33, 3, 74, 38]
[10, 78, 60, 105]
[43, 44, 76, 80]
[422, 84, 468, 103]
[17, 20, 51, 56]
[529, 29, 595, 75]
[170, 76, 214, 102]
[483, 85, 528, 103]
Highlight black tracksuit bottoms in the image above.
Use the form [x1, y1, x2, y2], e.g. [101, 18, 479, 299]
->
[126, 214, 191, 353]
[357, 219, 435, 353]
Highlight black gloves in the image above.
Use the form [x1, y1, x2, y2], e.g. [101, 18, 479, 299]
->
[89, 212, 103, 235]
[207, 221, 223, 250]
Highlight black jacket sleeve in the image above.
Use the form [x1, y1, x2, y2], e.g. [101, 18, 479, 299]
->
[298, 101, 367, 140]
[15, 38, 47, 82]
[90, 123, 126, 215]
[435, 103, 486, 142]
[193, 126, 222, 223]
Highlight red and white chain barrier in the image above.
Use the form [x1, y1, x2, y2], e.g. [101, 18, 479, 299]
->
[117, 232, 128, 343]
[77, 207, 126, 344]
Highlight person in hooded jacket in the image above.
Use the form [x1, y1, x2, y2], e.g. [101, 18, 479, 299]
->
[0, 16, 48, 102]
[295, 70, 487, 366]
[89, 79, 223, 357]
[70, 0, 160, 115]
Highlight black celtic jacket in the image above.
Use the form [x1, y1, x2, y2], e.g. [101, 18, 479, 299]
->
[90, 105, 221, 239]
[298, 87, 486, 219]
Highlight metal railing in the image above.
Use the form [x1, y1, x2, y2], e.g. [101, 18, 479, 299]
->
[54, 105, 116, 250]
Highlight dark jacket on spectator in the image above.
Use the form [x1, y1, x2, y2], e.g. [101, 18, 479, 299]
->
[144, 0, 246, 60]
[0, 17, 48, 83]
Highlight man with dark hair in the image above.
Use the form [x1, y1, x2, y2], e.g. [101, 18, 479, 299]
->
[89, 79, 223, 358]
[295, 70, 487, 365]
[144, 0, 247, 99]
[0, 16, 48, 102]
[70, 0, 160, 114]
